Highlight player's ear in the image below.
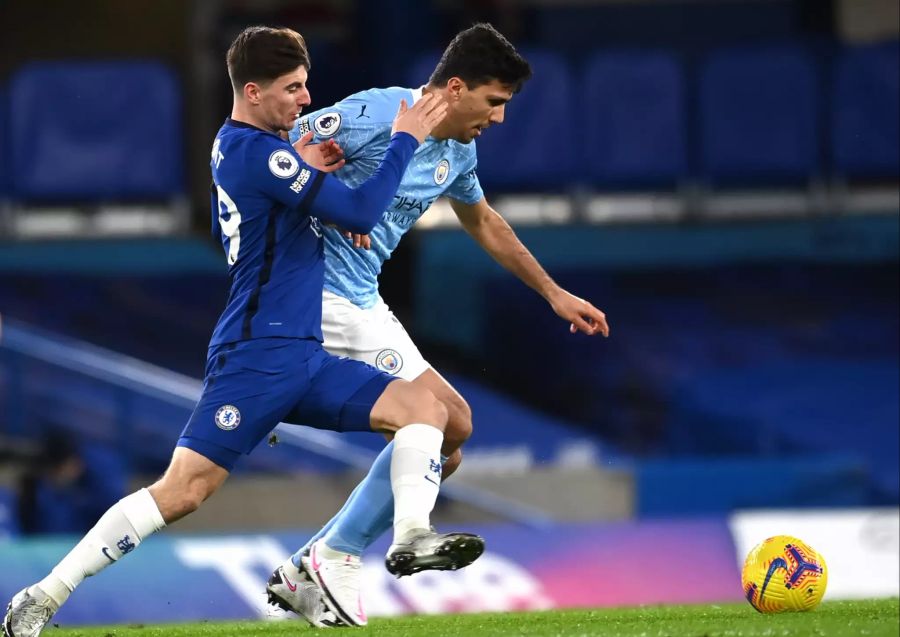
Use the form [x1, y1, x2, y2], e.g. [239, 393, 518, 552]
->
[244, 82, 261, 105]
[446, 77, 465, 100]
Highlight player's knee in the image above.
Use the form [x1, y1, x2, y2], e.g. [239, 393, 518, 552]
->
[444, 397, 473, 449]
[176, 478, 216, 517]
[415, 387, 448, 431]
[401, 383, 448, 431]
[374, 381, 448, 433]
[152, 473, 216, 520]
[187, 480, 213, 510]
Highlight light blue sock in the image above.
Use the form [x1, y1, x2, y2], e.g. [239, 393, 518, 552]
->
[290, 443, 451, 566]
[292, 441, 396, 563]
[290, 480, 365, 568]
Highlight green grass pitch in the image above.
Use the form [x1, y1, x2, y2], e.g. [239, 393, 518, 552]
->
[45, 599, 899, 637]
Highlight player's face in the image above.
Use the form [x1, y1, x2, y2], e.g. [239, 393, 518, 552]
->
[259, 66, 311, 133]
[452, 79, 514, 143]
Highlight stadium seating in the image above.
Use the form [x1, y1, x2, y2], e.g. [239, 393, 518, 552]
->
[408, 49, 578, 191]
[0, 85, 7, 199]
[480, 259, 899, 503]
[465, 50, 577, 192]
[831, 42, 900, 180]
[0, 486, 19, 538]
[583, 51, 687, 188]
[699, 45, 819, 185]
[406, 51, 441, 90]
[8, 61, 183, 202]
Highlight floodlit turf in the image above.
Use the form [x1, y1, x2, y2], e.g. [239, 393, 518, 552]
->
[47, 599, 899, 637]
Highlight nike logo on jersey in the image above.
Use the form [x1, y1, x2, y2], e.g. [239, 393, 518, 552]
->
[101, 547, 116, 563]
[357, 104, 370, 119]
[424, 474, 439, 486]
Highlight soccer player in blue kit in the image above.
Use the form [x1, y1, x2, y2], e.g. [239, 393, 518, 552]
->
[3, 26, 483, 637]
[265, 23, 610, 628]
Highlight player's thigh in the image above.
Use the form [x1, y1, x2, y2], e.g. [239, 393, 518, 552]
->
[282, 352, 397, 433]
[282, 352, 447, 434]
[178, 338, 321, 471]
[321, 292, 429, 381]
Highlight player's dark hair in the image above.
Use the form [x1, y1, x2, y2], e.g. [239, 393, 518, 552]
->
[227, 26, 310, 93]
[429, 23, 532, 93]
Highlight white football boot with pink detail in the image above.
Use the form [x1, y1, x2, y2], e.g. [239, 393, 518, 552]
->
[266, 557, 344, 628]
[301, 540, 367, 627]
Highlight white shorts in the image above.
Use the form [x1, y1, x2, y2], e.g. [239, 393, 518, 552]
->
[321, 290, 430, 382]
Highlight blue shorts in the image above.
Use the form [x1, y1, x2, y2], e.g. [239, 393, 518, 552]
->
[177, 337, 396, 471]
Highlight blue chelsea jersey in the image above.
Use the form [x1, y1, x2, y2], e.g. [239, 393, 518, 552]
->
[209, 119, 327, 346]
[291, 87, 485, 308]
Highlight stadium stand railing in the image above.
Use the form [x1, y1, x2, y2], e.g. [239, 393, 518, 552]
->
[0, 317, 555, 528]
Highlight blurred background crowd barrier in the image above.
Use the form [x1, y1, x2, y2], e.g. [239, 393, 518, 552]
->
[0, 0, 897, 624]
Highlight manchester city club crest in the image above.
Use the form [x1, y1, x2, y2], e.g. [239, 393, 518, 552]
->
[375, 349, 403, 374]
[215, 404, 241, 430]
[434, 159, 450, 185]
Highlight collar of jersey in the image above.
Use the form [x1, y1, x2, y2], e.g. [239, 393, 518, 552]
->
[225, 117, 281, 137]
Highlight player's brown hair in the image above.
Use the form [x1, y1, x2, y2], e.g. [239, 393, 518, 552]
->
[226, 26, 310, 93]
[429, 23, 532, 93]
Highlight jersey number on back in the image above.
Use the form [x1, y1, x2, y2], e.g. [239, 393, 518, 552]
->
[216, 185, 242, 265]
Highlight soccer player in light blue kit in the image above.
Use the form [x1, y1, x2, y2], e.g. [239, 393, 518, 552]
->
[266, 24, 610, 628]
[3, 26, 481, 637]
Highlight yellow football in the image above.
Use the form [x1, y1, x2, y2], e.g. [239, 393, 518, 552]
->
[741, 535, 828, 613]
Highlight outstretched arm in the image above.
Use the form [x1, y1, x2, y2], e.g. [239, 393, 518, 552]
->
[450, 197, 609, 337]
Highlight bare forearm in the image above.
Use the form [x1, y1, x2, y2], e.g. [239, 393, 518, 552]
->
[466, 212, 559, 301]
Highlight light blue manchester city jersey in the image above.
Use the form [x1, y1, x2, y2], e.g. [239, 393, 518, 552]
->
[290, 87, 484, 308]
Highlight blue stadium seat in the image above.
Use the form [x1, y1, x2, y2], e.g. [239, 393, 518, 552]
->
[831, 42, 900, 179]
[699, 45, 819, 185]
[0, 486, 19, 537]
[0, 85, 7, 198]
[475, 50, 576, 191]
[408, 50, 580, 191]
[406, 51, 441, 89]
[583, 51, 687, 188]
[8, 61, 183, 202]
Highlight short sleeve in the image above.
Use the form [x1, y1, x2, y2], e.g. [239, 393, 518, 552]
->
[290, 99, 378, 159]
[445, 166, 484, 205]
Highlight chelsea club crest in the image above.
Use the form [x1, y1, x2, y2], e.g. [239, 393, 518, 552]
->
[215, 404, 241, 430]
[433, 159, 450, 185]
